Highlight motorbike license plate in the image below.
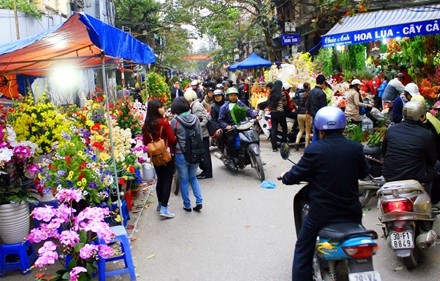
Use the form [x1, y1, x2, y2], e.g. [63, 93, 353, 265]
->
[390, 231, 414, 249]
[349, 271, 381, 281]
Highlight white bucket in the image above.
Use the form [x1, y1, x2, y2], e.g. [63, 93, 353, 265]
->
[142, 163, 155, 181]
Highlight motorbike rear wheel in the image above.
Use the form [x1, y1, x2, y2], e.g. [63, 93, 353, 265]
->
[249, 150, 265, 181]
[335, 261, 350, 281]
[359, 188, 373, 207]
[401, 252, 418, 269]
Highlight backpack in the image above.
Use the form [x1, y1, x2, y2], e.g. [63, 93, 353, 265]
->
[176, 117, 204, 164]
[147, 126, 172, 167]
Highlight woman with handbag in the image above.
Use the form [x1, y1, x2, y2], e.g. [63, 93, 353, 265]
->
[142, 99, 177, 219]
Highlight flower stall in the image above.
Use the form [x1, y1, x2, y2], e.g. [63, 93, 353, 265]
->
[0, 11, 156, 281]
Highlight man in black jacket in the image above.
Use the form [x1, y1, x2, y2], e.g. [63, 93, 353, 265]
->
[281, 106, 369, 281]
[306, 74, 327, 143]
[382, 100, 437, 194]
[170, 81, 183, 101]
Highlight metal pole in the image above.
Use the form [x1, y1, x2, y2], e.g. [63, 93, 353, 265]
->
[13, 0, 20, 39]
[101, 53, 123, 226]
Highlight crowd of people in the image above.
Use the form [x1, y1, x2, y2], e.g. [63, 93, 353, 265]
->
[139, 70, 440, 280]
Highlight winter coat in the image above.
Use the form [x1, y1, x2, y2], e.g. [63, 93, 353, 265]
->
[305, 86, 327, 117]
[282, 132, 369, 221]
[170, 113, 201, 154]
[382, 119, 437, 184]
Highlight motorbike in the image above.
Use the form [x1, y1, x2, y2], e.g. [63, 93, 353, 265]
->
[377, 179, 439, 269]
[257, 109, 298, 145]
[214, 118, 265, 181]
[358, 145, 385, 207]
[278, 143, 381, 281]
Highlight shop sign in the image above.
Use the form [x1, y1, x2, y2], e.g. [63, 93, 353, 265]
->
[281, 34, 300, 45]
[322, 19, 440, 48]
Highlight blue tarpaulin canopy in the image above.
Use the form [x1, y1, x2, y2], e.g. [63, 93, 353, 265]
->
[322, 4, 440, 48]
[227, 52, 272, 71]
[0, 12, 156, 75]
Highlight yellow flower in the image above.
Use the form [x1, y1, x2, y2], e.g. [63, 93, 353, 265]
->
[100, 152, 110, 162]
[77, 181, 83, 187]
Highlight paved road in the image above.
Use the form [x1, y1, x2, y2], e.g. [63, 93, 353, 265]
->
[5, 138, 440, 280]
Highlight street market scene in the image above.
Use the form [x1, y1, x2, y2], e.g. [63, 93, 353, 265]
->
[1, 0, 440, 280]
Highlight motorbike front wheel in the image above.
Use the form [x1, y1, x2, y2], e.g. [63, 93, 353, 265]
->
[249, 150, 265, 181]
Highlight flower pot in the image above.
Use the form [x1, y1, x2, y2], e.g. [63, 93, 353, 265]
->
[131, 189, 140, 198]
[0, 202, 30, 244]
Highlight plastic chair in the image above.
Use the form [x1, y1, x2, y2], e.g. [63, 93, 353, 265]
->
[0, 241, 36, 277]
[97, 225, 136, 281]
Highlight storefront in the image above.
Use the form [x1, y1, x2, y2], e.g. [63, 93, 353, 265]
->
[321, 4, 440, 48]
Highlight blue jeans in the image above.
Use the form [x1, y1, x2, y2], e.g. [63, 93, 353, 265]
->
[175, 153, 203, 208]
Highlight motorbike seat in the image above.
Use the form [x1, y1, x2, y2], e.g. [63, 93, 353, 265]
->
[318, 222, 378, 242]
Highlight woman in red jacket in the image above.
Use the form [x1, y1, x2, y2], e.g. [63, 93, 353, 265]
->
[142, 99, 177, 219]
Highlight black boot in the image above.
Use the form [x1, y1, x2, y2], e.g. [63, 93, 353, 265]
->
[294, 143, 299, 151]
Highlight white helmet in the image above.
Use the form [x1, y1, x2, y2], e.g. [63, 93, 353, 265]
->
[403, 100, 426, 121]
[190, 79, 199, 86]
[404, 82, 420, 96]
[351, 79, 362, 86]
[184, 89, 197, 102]
[283, 83, 292, 90]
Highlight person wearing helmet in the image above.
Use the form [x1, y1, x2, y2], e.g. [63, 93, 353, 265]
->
[381, 72, 406, 109]
[382, 100, 437, 195]
[344, 78, 374, 123]
[218, 87, 260, 170]
[202, 87, 215, 111]
[211, 89, 226, 151]
[280, 106, 370, 281]
[391, 82, 420, 123]
[191, 79, 204, 102]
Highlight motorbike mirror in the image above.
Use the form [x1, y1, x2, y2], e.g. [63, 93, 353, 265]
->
[280, 142, 297, 165]
[280, 143, 291, 160]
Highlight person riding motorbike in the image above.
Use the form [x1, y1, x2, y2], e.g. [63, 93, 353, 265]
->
[382, 100, 437, 195]
[211, 89, 225, 151]
[218, 87, 260, 170]
[279, 106, 370, 281]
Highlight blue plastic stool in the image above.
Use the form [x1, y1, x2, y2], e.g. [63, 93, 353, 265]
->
[97, 225, 136, 281]
[0, 241, 36, 277]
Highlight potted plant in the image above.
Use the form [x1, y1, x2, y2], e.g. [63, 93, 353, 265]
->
[0, 124, 39, 244]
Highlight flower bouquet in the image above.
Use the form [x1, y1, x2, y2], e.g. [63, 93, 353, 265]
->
[0, 124, 39, 204]
[8, 94, 71, 156]
[37, 129, 113, 206]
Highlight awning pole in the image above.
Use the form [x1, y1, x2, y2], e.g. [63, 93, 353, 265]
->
[101, 52, 123, 226]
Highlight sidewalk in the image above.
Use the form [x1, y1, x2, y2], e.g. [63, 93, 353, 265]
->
[3, 180, 156, 281]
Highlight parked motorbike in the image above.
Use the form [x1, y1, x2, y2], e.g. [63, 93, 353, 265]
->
[359, 145, 385, 207]
[214, 119, 265, 181]
[378, 179, 439, 269]
[257, 110, 298, 145]
[278, 143, 381, 281]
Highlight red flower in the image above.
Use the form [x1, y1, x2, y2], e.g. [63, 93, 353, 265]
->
[79, 162, 87, 170]
[92, 142, 105, 151]
[128, 165, 135, 174]
[65, 155, 72, 165]
[119, 178, 126, 186]
[91, 123, 101, 131]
